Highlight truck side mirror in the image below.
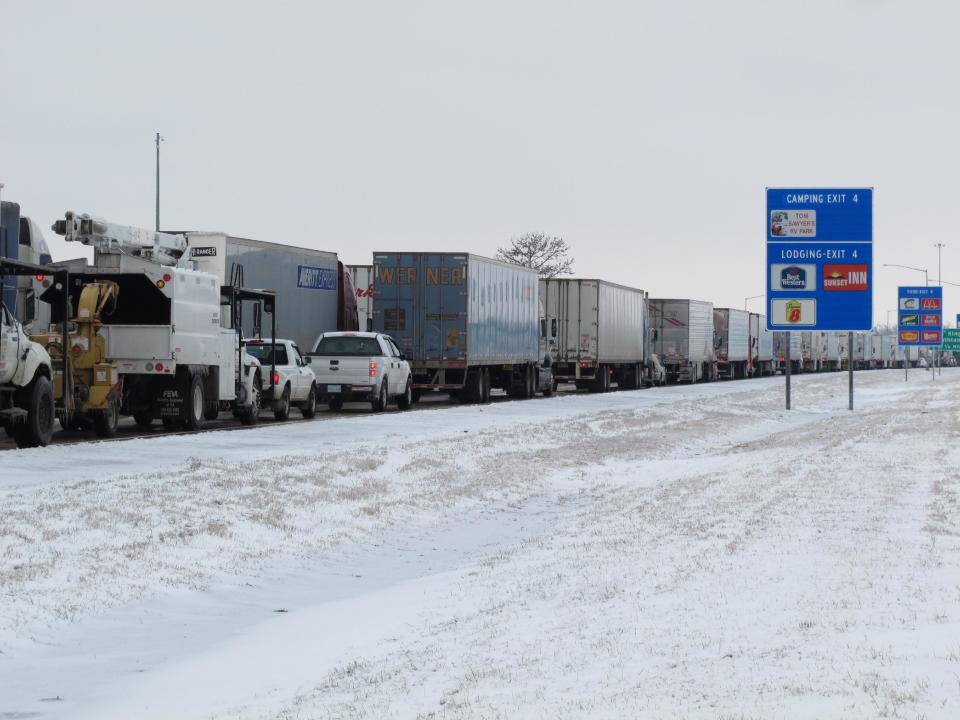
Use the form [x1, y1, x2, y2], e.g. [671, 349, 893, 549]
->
[651, 329, 658, 342]
[366, 318, 373, 332]
[303, 355, 312, 365]
[551, 318, 557, 337]
[540, 318, 547, 338]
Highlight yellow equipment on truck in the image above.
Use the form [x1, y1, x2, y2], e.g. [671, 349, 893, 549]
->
[33, 279, 122, 436]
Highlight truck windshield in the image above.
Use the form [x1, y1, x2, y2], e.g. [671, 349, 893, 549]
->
[245, 343, 288, 365]
[313, 336, 381, 356]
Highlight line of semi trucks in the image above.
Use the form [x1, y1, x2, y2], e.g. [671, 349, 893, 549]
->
[0, 195, 944, 449]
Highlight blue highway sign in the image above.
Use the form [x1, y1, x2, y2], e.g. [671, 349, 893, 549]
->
[898, 286, 942, 346]
[766, 188, 873, 331]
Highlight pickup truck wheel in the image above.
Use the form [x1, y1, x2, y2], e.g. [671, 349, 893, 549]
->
[397, 378, 413, 410]
[14, 376, 55, 448]
[239, 375, 262, 426]
[273, 385, 291, 421]
[542, 377, 554, 397]
[328, 397, 344, 412]
[93, 398, 120, 438]
[372, 382, 388, 412]
[300, 384, 317, 418]
[184, 374, 206, 431]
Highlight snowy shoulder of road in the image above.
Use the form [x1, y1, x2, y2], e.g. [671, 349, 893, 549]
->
[2, 370, 960, 719]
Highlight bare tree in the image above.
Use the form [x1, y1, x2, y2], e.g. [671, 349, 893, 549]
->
[496, 232, 574, 278]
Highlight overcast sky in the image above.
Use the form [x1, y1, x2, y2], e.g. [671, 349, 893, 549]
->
[2, 0, 957, 324]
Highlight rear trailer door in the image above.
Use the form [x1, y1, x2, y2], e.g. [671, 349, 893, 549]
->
[373, 253, 467, 366]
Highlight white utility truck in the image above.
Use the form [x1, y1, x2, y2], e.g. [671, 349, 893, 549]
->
[243, 338, 318, 420]
[44, 212, 273, 431]
[0, 258, 63, 447]
[309, 331, 413, 412]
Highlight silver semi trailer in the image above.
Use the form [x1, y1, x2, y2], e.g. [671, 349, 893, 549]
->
[540, 278, 647, 392]
[748, 313, 775, 376]
[189, 233, 358, 350]
[372, 252, 553, 402]
[649, 299, 715, 383]
[713, 308, 750, 379]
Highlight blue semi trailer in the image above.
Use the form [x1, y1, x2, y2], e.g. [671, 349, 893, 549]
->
[372, 252, 554, 403]
[0, 198, 54, 329]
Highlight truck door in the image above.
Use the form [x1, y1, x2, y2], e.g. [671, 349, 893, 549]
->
[0, 303, 20, 384]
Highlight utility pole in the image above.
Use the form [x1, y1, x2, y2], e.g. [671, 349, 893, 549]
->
[935, 243, 945, 376]
[155, 132, 164, 231]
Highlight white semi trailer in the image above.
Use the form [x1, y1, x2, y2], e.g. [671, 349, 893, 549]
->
[820, 333, 841, 371]
[540, 278, 647, 391]
[47, 212, 270, 430]
[748, 313, 775, 376]
[347, 264, 374, 331]
[649, 299, 715, 383]
[714, 308, 750, 379]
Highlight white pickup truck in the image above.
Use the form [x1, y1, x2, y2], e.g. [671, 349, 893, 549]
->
[243, 338, 318, 420]
[309, 331, 413, 412]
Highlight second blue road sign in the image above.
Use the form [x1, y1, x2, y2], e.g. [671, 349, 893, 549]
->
[766, 188, 873, 331]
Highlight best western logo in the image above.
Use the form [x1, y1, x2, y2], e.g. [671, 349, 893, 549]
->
[822, 264, 868, 291]
[771, 263, 816, 291]
[780, 266, 807, 289]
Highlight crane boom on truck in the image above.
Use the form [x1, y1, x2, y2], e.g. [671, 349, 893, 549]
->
[36, 211, 273, 435]
[54, 211, 190, 267]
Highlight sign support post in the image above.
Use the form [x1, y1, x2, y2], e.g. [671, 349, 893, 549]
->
[848, 331, 854, 410]
[785, 332, 791, 410]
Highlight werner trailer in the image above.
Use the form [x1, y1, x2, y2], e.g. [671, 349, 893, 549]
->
[540, 278, 647, 392]
[372, 252, 553, 403]
[649, 299, 715, 383]
[189, 233, 358, 351]
[714, 308, 750, 379]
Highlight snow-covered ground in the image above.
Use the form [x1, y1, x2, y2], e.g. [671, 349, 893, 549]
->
[2, 369, 959, 719]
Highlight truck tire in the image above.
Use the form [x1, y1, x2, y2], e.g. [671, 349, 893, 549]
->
[469, 369, 483, 404]
[300, 384, 317, 418]
[481, 368, 491, 403]
[185, 374, 206, 431]
[411, 389, 422, 404]
[525, 365, 535, 399]
[93, 399, 120, 438]
[273, 385, 291, 421]
[372, 381, 388, 412]
[14, 376, 55, 448]
[590, 365, 609, 393]
[328, 397, 343, 411]
[204, 400, 220, 421]
[397, 378, 413, 411]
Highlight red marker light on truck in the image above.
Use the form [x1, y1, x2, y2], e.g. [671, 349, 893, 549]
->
[155, 362, 164, 372]
[369, 361, 377, 377]
[272, 372, 280, 385]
